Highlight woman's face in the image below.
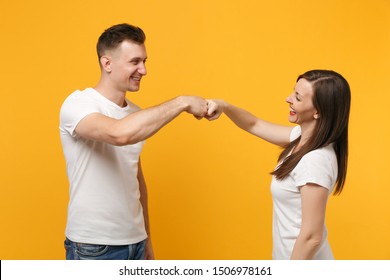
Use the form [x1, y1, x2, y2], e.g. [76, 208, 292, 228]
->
[286, 78, 319, 127]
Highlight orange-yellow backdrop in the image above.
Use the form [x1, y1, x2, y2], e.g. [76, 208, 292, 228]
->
[1, 0, 389, 260]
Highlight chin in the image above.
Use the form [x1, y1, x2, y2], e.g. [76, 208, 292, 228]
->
[288, 117, 296, 123]
[128, 87, 140, 92]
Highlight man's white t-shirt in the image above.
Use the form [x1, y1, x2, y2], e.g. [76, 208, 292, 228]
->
[59, 88, 147, 245]
[270, 126, 337, 259]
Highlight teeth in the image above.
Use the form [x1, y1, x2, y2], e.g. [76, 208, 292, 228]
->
[132, 77, 141, 81]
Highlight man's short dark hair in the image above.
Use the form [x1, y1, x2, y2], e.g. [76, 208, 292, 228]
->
[96, 23, 146, 59]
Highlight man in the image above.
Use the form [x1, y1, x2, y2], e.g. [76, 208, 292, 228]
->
[60, 23, 207, 260]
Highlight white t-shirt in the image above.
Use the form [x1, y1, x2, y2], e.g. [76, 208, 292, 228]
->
[270, 126, 337, 259]
[59, 88, 147, 245]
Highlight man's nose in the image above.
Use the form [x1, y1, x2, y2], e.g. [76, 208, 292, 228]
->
[138, 63, 147, 75]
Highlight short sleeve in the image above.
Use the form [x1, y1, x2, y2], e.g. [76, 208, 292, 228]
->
[292, 148, 337, 191]
[290, 126, 301, 142]
[60, 91, 100, 137]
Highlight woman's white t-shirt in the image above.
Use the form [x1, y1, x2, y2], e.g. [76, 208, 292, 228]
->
[270, 126, 337, 259]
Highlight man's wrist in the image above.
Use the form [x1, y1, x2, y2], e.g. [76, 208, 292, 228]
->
[175, 96, 190, 112]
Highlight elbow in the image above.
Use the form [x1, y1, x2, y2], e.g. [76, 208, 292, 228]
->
[112, 135, 131, 146]
[111, 134, 140, 146]
[309, 236, 323, 250]
[299, 230, 324, 250]
[291, 228, 324, 259]
[305, 232, 323, 249]
[239, 121, 257, 134]
[108, 126, 140, 146]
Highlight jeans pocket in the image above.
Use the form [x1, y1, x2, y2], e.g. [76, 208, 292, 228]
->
[64, 239, 71, 250]
[64, 239, 72, 260]
[75, 243, 109, 259]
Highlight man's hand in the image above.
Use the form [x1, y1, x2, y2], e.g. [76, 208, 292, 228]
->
[144, 238, 155, 260]
[178, 96, 208, 119]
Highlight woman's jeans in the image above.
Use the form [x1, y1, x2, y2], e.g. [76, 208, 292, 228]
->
[64, 238, 146, 260]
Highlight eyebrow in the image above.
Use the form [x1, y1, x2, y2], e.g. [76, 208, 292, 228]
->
[130, 56, 147, 62]
[293, 89, 303, 97]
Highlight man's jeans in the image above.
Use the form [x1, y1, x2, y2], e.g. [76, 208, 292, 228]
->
[64, 238, 146, 260]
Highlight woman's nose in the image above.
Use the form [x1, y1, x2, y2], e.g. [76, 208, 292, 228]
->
[286, 94, 293, 104]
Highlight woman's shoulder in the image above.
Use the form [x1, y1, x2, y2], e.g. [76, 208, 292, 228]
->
[290, 126, 301, 142]
[294, 144, 338, 189]
[302, 144, 336, 163]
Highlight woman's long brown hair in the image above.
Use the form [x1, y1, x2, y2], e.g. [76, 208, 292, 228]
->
[271, 70, 351, 195]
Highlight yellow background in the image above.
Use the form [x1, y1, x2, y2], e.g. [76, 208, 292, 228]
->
[1, 0, 389, 259]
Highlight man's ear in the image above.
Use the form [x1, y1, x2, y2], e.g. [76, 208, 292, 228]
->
[100, 56, 112, 73]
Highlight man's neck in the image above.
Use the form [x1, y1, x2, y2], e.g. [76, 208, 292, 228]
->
[94, 79, 127, 107]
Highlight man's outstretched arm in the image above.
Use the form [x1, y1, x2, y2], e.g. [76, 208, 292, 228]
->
[75, 96, 207, 145]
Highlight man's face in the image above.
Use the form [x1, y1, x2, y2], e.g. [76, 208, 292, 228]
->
[107, 40, 147, 92]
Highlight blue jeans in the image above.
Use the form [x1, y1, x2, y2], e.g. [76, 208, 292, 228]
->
[64, 238, 146, 260]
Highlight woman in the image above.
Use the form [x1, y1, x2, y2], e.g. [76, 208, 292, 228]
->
[206, 70, 351, 259]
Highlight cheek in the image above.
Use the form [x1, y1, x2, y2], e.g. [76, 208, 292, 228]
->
[295, 106, 314, 118]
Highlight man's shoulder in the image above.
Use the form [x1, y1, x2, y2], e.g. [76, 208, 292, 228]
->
[61, 88, 100, 109]
[64, 88, 95, 102]
[60, 88, 102, 119]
